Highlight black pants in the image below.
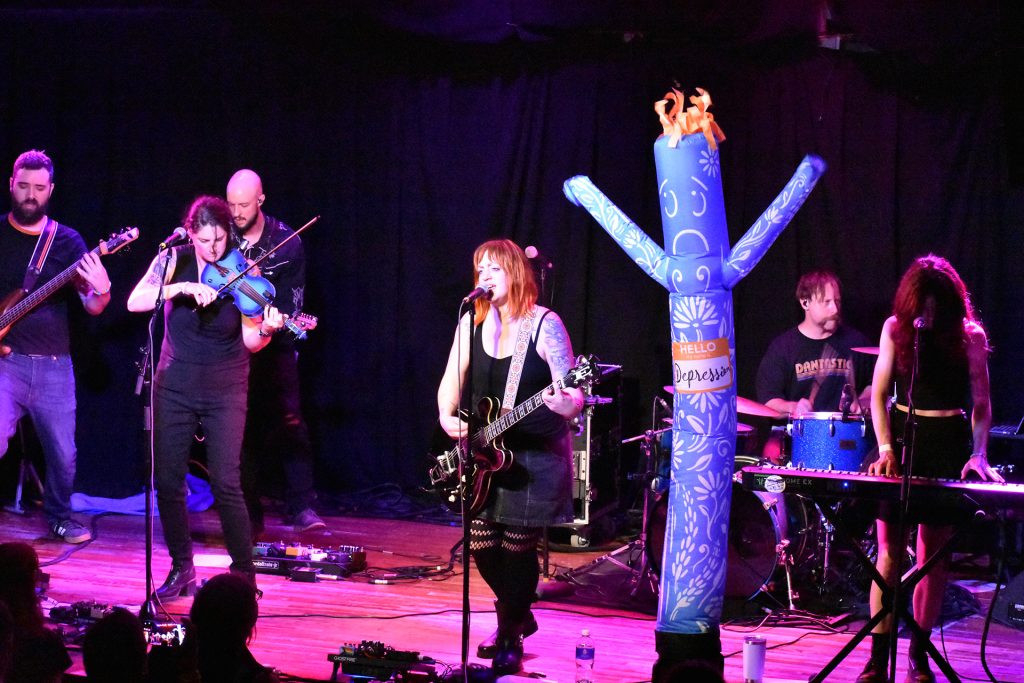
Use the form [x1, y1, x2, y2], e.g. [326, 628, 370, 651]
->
[154, 375, 252, 568]
[241, 346, 315, 518]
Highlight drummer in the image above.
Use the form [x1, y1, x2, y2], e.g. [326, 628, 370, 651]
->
[755, 269, 873, 417]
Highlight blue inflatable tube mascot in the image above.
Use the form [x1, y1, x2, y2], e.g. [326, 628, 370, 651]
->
[563, 89, 826, 674]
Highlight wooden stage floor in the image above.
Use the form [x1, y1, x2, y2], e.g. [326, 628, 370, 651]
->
[0, 506, 1020, 682]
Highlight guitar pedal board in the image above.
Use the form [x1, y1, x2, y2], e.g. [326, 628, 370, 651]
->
[327, 640, 437, 681]
[252, 542, 367, 578]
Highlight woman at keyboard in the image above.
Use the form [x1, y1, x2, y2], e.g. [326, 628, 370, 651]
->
[860, 255, 1003, 683]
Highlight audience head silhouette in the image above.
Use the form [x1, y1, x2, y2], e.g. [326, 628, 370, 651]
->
[83, 608, 147, 683]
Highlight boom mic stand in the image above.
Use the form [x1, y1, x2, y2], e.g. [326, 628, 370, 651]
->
[137, 247, 172, 623]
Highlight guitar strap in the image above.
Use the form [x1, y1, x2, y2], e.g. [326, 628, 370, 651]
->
[21, 218, 59, 293]
[501, 308, 537, 414]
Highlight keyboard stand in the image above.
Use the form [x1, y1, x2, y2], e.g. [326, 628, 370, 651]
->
[807, 501, 967, 683]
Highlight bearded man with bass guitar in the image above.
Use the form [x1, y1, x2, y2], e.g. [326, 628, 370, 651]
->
[436, 238, 584, 676]
[0, 150, 112, 544]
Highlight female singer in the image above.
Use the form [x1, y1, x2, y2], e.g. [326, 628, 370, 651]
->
[437, 239, 583, 676]
[128, 196, 284, 599]
[860, 255, 1002, 683]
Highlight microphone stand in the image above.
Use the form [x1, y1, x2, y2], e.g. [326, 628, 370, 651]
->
[137, 248, 172, 623]
[887, 323, 921, 682]
[457, 297, 480, 682]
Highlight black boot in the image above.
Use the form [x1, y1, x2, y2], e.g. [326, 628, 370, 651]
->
[905, 631, 935, 683]
[856, 633, 891, 683]
[154, 562, 196, 601]
[492, 600, 526, 676]
[477, 600, 538, 658]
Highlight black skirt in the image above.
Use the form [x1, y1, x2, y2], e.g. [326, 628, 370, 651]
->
[477, 431, 574, 527]
[877, 408, 974, 526]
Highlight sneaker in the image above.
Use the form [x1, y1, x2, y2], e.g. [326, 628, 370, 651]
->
[51, 519, 91, 544]
[291, 508, 326, 532]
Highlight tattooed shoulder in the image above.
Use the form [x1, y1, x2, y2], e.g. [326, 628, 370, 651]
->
[541, 312, 574, 376]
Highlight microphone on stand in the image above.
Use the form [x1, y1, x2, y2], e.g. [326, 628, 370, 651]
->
[839, 383, 854, 418]
[158, 227, 188, 250]
[913, 316, 928, 329]
[461, 285, 493, 304]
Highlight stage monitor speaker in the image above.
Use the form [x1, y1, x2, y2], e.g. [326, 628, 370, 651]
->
[993, 569, 1024, 631]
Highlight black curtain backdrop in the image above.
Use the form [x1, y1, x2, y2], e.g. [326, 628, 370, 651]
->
[0, 2, 1020, 498]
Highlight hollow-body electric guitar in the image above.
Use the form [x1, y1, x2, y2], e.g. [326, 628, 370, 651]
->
[428, 355, 598, 517]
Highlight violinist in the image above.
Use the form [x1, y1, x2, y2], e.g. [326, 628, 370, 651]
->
[127, 195, 285, 599]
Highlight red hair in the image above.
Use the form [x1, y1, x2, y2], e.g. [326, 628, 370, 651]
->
[471, 239, 537, 323]
[891, 254, 982, 374]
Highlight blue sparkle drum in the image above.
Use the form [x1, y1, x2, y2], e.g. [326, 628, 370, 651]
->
[789, 412, 876, 472]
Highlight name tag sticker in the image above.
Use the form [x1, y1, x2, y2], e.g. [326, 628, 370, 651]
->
[672, 337, 733, 394]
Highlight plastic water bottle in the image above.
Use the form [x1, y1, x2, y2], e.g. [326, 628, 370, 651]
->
[575, 628, 595, 683]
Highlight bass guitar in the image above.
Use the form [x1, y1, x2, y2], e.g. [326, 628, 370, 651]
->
[428, 355, 598, 517]
[0, 227, 139, 356]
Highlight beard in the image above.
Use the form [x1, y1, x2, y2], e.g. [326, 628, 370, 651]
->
[234, 213, 258, 234]
[10, 196, 47, 225]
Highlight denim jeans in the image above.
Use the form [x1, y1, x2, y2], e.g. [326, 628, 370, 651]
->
[0, 353, 77, 524]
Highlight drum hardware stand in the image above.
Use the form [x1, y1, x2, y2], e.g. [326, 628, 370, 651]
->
[618, 426, 671, 598]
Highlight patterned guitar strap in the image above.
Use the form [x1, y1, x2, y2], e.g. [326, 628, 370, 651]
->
[500, 309, 537, 415]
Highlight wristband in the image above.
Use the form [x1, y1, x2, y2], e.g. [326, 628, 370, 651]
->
[92, 284, 111, 296]
[878, 443, 893, 454]
[257, 328, 273, 338]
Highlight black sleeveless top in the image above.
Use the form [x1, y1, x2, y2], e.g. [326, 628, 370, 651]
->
[470, 310, 569, 450]
[894, 331, 970, 410]
[156, 246, 249, 388]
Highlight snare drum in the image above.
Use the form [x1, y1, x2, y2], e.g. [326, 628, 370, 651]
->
[789, 412, 876, 471]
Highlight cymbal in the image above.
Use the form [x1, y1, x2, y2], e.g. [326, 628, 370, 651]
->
[663, 385, 674, 394]
[662, 417, 755, 434]
[852, 346, 881, 355]
[737, 396, 783, 418]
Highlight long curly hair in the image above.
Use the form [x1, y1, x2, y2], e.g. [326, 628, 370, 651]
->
[471, 239, 538, 323]
[891, 254, 980, 374]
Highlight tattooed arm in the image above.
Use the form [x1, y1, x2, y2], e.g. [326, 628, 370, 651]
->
[537, 308, 584, 419]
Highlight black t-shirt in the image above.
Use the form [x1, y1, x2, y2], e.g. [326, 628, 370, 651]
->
[755, 324, 872, 412]
[0, 215, 87, 355]
[155, 246, 249, 389]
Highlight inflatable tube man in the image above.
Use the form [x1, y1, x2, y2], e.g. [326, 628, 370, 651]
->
[563, 89, 826, 668]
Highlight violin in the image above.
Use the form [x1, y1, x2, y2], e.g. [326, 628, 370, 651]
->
[200, 249, 315, 340]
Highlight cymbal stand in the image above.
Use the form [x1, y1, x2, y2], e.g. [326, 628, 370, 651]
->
[619, 426, 671, 597]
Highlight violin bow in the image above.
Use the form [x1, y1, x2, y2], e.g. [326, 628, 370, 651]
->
[213, 215, 320, 297]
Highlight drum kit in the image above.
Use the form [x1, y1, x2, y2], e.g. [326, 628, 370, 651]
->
[629, 385, 878, 611]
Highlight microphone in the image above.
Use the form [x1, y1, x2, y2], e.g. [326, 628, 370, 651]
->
[159, 227, 188, 250]
[524, 245, 553, 269]
[913, 316, 926, 329]
[461, 286, 493, 304]
[656, 397, 671, 414]
[839, 383, 854, 415]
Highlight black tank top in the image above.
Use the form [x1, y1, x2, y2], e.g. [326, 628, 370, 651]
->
[156, 247, 249, 385]
[470, 310, 568, 449]
[895, 331, 970, 410]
